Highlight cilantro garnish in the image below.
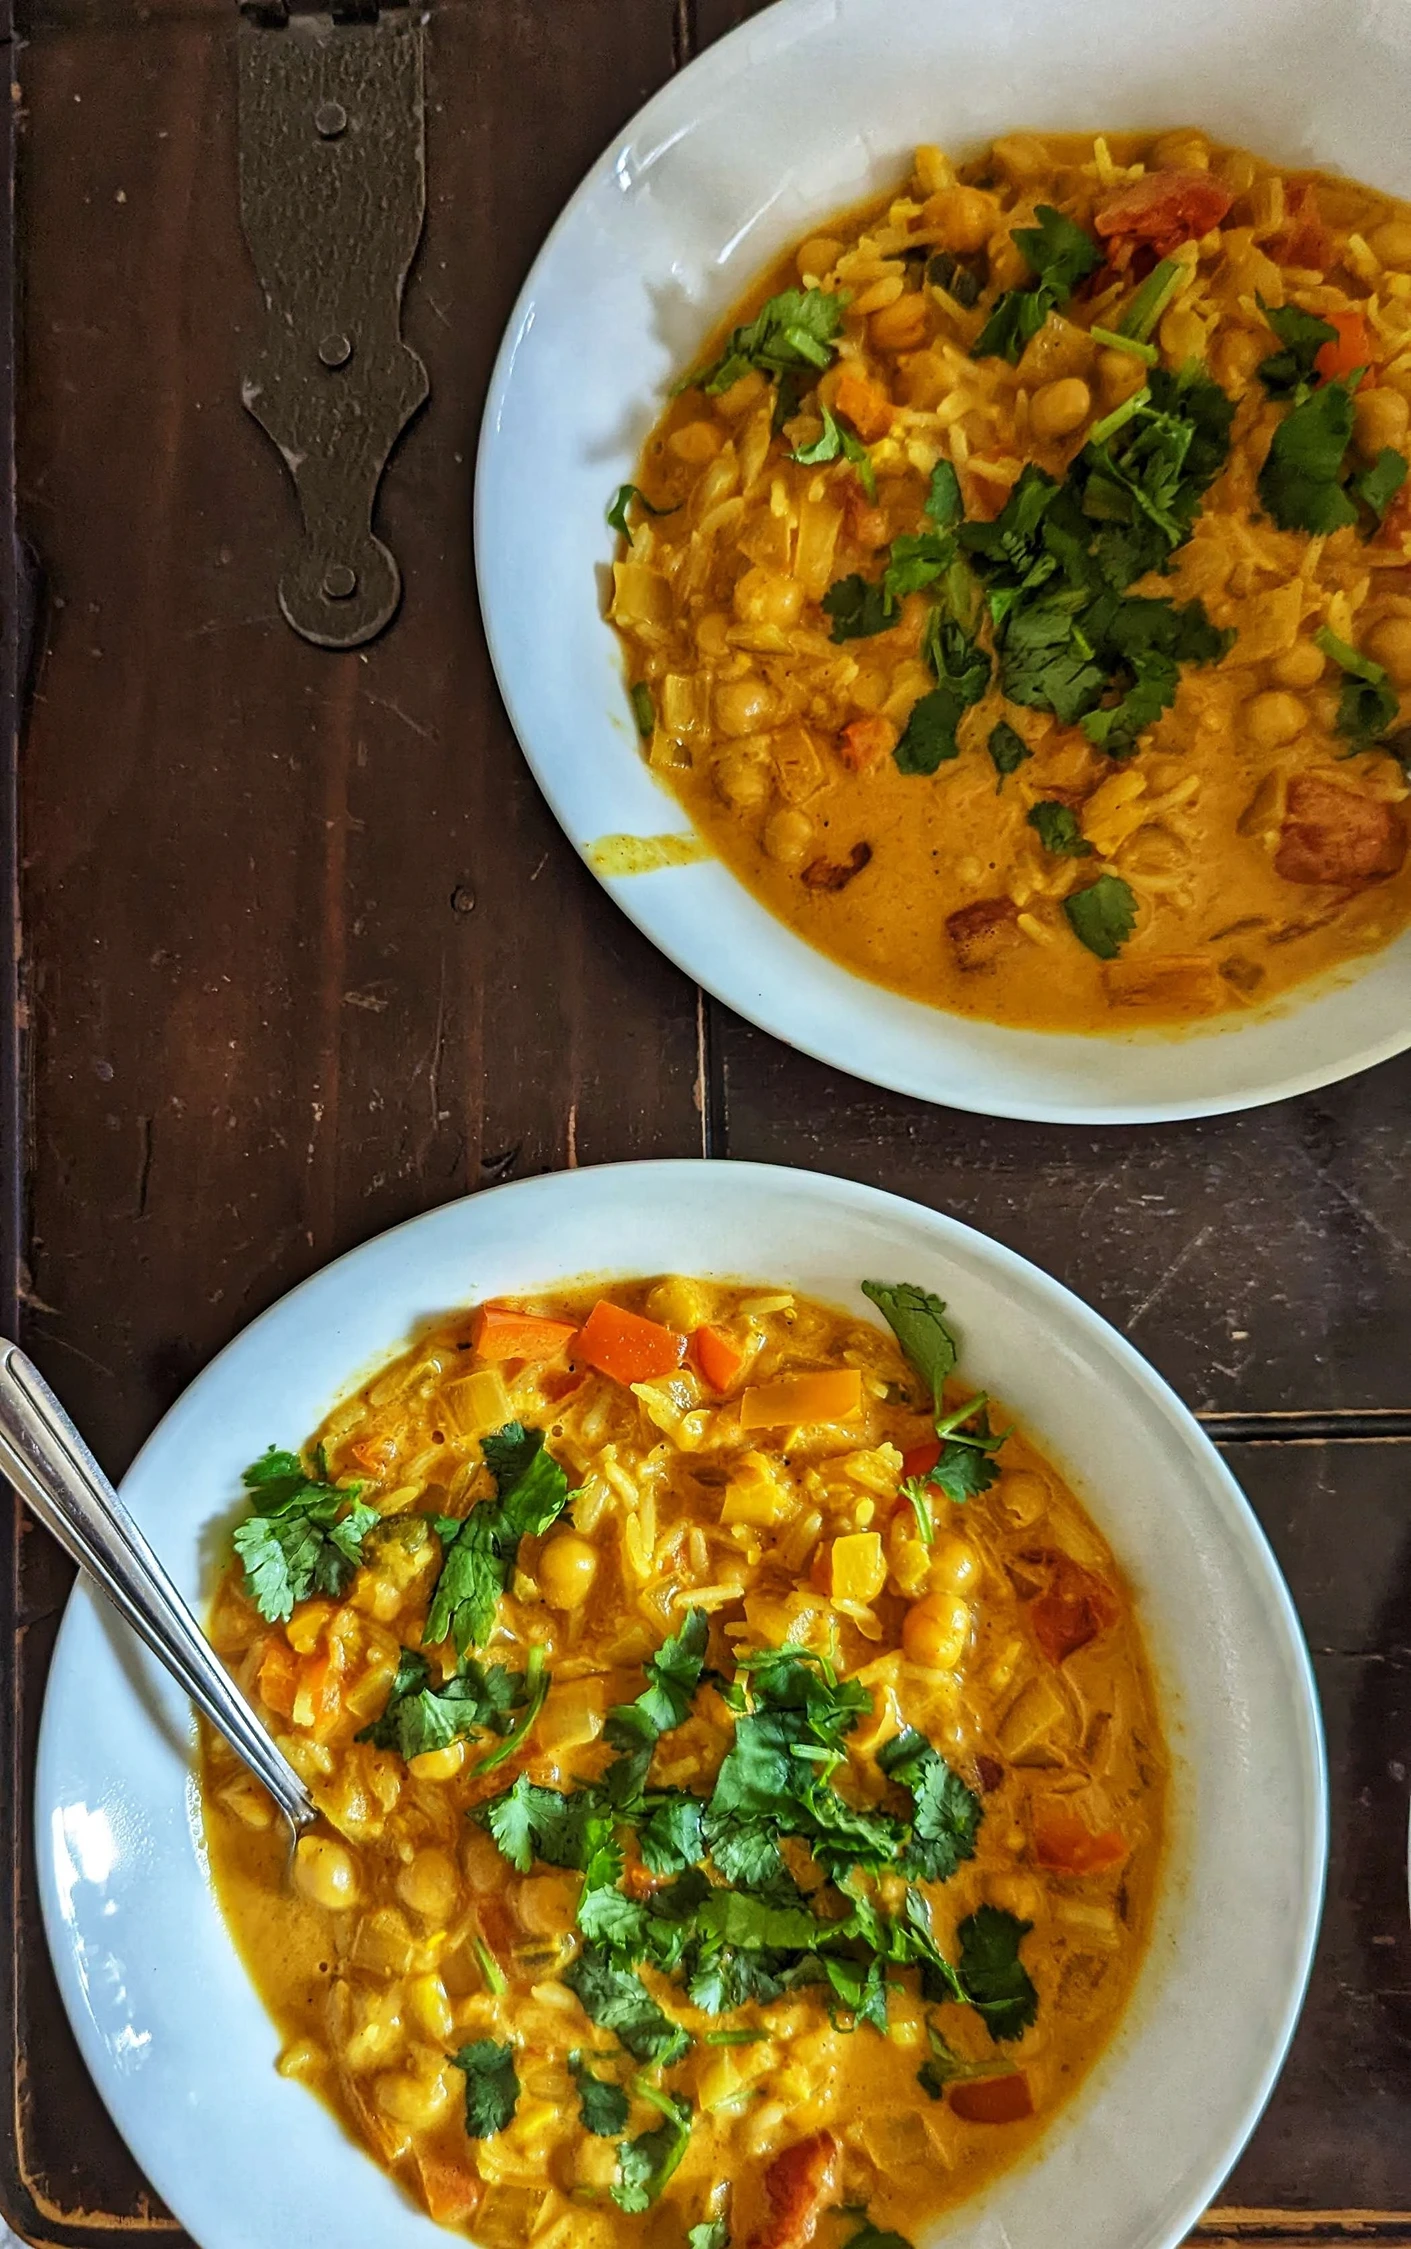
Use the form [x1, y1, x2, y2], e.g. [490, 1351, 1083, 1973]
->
[1064, 873, 1137, 959]
[860, 1282, 956, 1399]
[356, 1645, 530, 1763]
[972, 207, 1100, 364]
[607, 1608, 711, 1749]
[1027, 801, 1092, 857]
[1117, 256, 1184, 345]
[424, 1423, 572, 1656]
[569, 2050, 630, 2138]
[988, 719, 1032, 785]
[612, 2084, 693, 2212]
[565, 1947, 691, 2066]
[877, 1727, 982, 1882]
[1315, 625, 1400, 748]
[688, 2221, 731, 2249]
[1258, 374, 1361, 534]
[232, 1446, 375, 1624]
[917, 2018, 1017, 2098]
[894, 615, 991, 774]
[451, 2038, 520, 2138]
[1351, 445, 1408, 530]
[956, 1906, 1038, 2041]
[1255, 297, 1338, 404]
[925, 458, 964, 530]
[926, 249, 982, 307]
[822, 573, 897, 642]
[630, 681, 655, 738]
[686, 286, 848, 397]
[861, 1282, 1003, 1500]
[607, 483, 675, 540]
[791, 402, 877, 500]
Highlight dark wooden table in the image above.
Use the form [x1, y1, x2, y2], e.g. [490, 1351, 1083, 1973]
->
[3, 1, 1410, 2241]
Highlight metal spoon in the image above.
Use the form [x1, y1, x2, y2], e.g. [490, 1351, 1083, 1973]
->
[0, 1337, 316, 1837]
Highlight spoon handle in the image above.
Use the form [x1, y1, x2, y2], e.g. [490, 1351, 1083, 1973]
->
[0, 1338, 315, 1835]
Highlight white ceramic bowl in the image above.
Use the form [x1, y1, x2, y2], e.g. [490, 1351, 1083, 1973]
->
[476, 0, 1411, 1123]
[36, 1161, 1324, 2249]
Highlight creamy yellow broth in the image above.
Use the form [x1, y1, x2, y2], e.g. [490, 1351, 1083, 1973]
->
[610, 130, 1411, 1032]
[203, 1278, 1165, 2248]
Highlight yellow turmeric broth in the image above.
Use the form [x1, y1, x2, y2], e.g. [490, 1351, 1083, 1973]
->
[203, 1277, 1165, 2248]
[610, 130, 1411, 1031]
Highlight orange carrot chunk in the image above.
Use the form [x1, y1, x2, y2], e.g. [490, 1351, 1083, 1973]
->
[738, 1368, 863, 1429]
[1032, 1798, 1129, 1876]
[576, 1298, 687, 1384]
[949, 2072, 1034, 2125]
[834, 366, 894, 442]
[692, 1323, 746, 1393]
[470, 1304, 578, 1364]
[256, 1635, 299, 1719]
[1315, 307, 1375, 381]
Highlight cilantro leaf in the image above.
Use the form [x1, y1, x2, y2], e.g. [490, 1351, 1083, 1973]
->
[1027, 801, 1092, 857]
[1351, 445, 1408, 529]
[987, 720, 1032, 785]
[860, 1281, 957, 1404]
[477, 1772, 596, 1873]
[925, 458, 964, 531]
[232, 1447, 374, 1623]
[790, 403, 877, 500]
[894, 617, 991, 774]
[569, 2051, 630, 2138]
[640, 1792, 708, 1875]
[425, 1424, 572, 1655]
[956, 1906, 1038, 2041]
[451, 2039, 519, 2138]
[930, 1439, 1002, 1504]
[612, 2086, 693, 2213]
[357, 1648, 529, 1763]
[843, 2224, 914, 2249]
[926, 249, 983, 307]
[1258, 375, 1361, 534]
[972, 207, 1099, 364]
[821, 573, 897, 642]
[565, 1947, 690, 2065]
[689, 2223, 731, 2249]
[607, 484, 675, 540]
[630, 681, 655, 738]
[688, 286, 848, 396]
[917, 2019, 1017, 2096]
[1118, 256, 1184, 345]
[883, 530, 956, 603]
[878, 1727, 983, 1882]
[1064, 873, 1137, 960]
[999, 590, 1108, 721]
[1256, 296, 1338, 403]
[1316, 625, 1400, 747]
[607, 1609, 710, 1749]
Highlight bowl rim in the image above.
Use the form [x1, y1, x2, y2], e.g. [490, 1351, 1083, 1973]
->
[473, 0, 1411, 1126]
[34, 1158, 1329, 2249]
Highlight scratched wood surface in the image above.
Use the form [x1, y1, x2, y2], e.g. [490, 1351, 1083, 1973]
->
[3, 0, 1411, 2242]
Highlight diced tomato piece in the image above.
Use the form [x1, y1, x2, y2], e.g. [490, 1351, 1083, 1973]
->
[538, 1366, 587, 1404]
[575, 1298, 687, 1384]
[949, 2072, 1034, 2124]
[1315, 307, 1376, 383]
[691, 1323, 746, 1393]
[1032, 1798, 1129, 1875]
[748, 2131, 839, 2249]
[256, 1635, 299, 1720]
[838, 714, 898, 772]
[1274, 183, 1332, 273]
[1094, 169, 1233, 257]
[834, 366, 893, 442]
[901, 1437, 942, 1482]
[1026, 1552, 1120, 1666]
[470, 1304, 578, 1364]
[738, 1368, 863, 1428]
[416, 2155, 482, 2227]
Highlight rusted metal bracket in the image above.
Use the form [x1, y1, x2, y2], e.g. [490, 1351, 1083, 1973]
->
[237, 2, 428, 649]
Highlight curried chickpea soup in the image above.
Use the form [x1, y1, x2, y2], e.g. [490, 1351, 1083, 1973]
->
[203, 1277, 1166, 2249]
[609, 130, 1411, 1034]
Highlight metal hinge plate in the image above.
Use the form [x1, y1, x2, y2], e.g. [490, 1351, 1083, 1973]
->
[238, 6, 428, 649]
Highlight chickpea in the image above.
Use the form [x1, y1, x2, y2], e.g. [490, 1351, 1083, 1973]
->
[1158, 303, 1207, 365]
[988, 1871, 1045, 1922]
[1243, 688, 1307, 750]
[514, 1873, 579, 1938]
[796, 234, 843, 282]
[733, 566, 805, 631]
[1030, 377, 1092, 440]
[396, 1846, 461, 1925]
[1365, 614, 1411, 688]
[375, 2064, 456, 2131]
[695, 610, 731, 656]
[667, 419, 722, 465]
[990, 133, 1049, 186]
[763, 806, 815, 867]
[1353, 385, 1411, 461]
[1370, 217, 1411, 270]
[715, 673, 776, 738]
[408, 1739, 466, 1783]
[406, 1972, 454, 2045]
[293, 1833, 358, 1911]
[922, 184, 997, 256]
[902, 1589, 972, 1671]
[1096, 348, 1148, 408]
[870, 292, 929, 354]
[537, 1531, 599, 1609]
[929, 1533, 981, 1595]
[994, 1469, 1049, 1527]
[1269, 638, 1326, 691]
[713, 740, 775, 813]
